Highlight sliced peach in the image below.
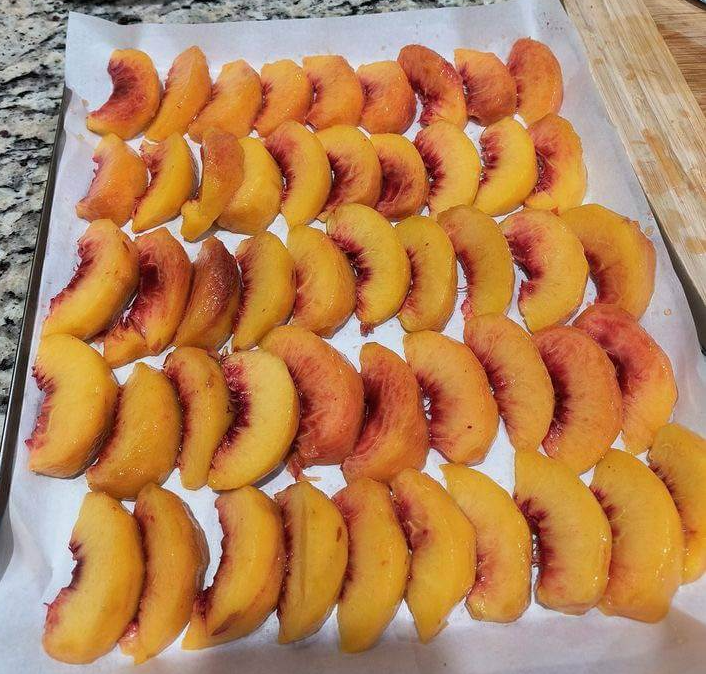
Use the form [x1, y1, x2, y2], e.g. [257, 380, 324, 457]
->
[145, 46, 211, 141]
[187, 60, 262, 142]
[232, 231, 295, 350]
[102, 228, 192, 368]
[75, 134, 147, 226]
[333, 478, 410, 652]
[403, 331, 498, 464]
[42, 492, 144, 664]
[255, 59, 313, 136]
[86, 363, 181, 500]
[395, 215, 457, 332]
[41, 219, 139, 340]
[574, 304, 677, 455]
[276, 482, 348, 643]
[473, 117, 538, 217]
[453, 49, 517, 126]
[287, 224, 356, 337]
[86, 49, 160, 140]
[649, 423, 706, 583]
[26, 334, 118, 478]
[397, 44, 466, 128]
[591, 449, 683, 622]
[437, 205, 514, 319]
[501, 208, 588, 332]
[303, 55, 364, 129]
[163, 347, 233, 490]
[132, 133, 197, 233]
[562, 204, 656, 318]
[464, 313, 554, 453]
[369, 132, 428, 221]
[357, 60, 416, 134]
[119, 484, 208, 664]
[182, 487, 285, 649]
[173, 237, 240, 350]
[327, 203, 411, 334]
[442, 464, 531, 623]
[208, 350, 299, 491]
[341, 342, 428, 483]
[391, 469, 475, 642]
[508, 38, 563, 125]
[514, 451, 611, 614]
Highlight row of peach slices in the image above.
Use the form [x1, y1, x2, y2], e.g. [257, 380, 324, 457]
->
[45, 434, 706, 666]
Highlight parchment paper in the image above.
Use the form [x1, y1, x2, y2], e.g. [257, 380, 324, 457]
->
[1, 1, 705, 672]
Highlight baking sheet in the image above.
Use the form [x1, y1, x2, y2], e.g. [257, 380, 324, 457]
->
[1, 0, 706, 672]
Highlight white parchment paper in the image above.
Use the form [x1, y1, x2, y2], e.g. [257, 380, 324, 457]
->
[1, 1, 705, 672]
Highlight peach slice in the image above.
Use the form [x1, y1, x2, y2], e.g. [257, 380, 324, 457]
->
[187, 60, 262, 142]
[287, 224, 356, 337]
[119, 484, 208, 664]
[501, 208, 588, 332]
[341, 342, 428, 483]
[86, 49, 160, 140]
[303, 55, 364, 129]
[357, 60, 416, 134]
[41, 219, 139, 340]
[276, 482, 348, 644]
[463, 313, 554, 453]
[326, 203, 411, 334]
[255, 59, 313, 137]
[369, 132, 428, 221]
[208, 350, 299, 491]
[132, 133, 197, 233]
[441, 464, 531, 623]
[404, 330, 498, 464]
[163, 347, 233, 491]
[414, 121, 480, 217]
[453, 49, 517, 126]
[508, 38, 563, 125]
[525, 114, 586, 213]
[26, 334, 118, 478]
[437, 205, 514, 319]
[591, 449, 683, 622]
[562, 204, 656, 318]
[145, 46, 211, 141]
[473, 117, 538, 217]
[181, 128, 244, 241]
[173, 237, 240, 350]
[649, 423, 706, 583]
[182, 487, 285, 649]
[514, 451, 611, 614]
[75, 134, 148, 227]
[533, 325, 622, 473]
[397, 44, 466, 128]
[333, 478, 410, 652]
[395, 215, 457, 332]
[232, 232, 295, 350]
[316, 125, 382, 220]
[42, 492, 144, 664]
[390, 469, 475, 642]
[264, 120, 332, 228]
[574, 304, 677, 455]
[217, 137, 283, 235]
[102, 228, 192, 368]
[86, 363, 181, 500]
[260, 325, 365, 472]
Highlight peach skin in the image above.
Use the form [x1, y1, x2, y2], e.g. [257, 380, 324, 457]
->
[341, 342, 428, 484]
[255, 59, 313, 137]
[26, 334, 118, 478]
[41, 219, 139, 341]
[333, 478, 410, 652]
[76, 133, 147, 227]
[357, 60, 416, 134]
[303, 55, 364, 129]
[42, 492, 144, 664]
[86, 49, 160, 139]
